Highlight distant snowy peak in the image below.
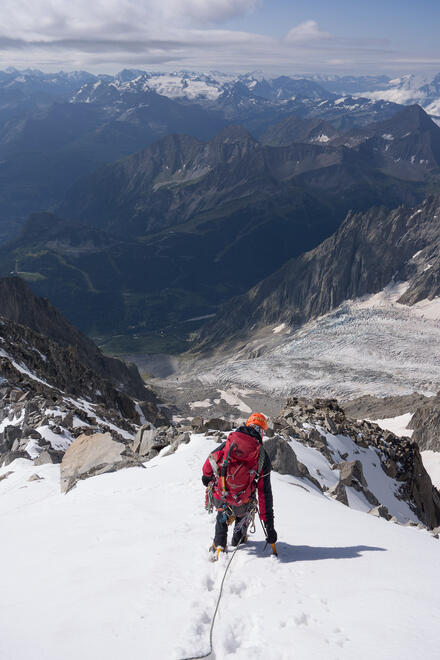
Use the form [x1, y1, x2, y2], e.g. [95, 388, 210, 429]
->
[352, 73, 440, 117]
[1, 67, 440, 115]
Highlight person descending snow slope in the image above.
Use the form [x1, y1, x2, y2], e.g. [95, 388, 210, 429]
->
[202, 412, 277, 559]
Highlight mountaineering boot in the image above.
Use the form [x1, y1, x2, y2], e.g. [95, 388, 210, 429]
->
[209, 543, 226, 561]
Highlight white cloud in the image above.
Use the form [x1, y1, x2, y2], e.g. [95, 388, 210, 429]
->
[0, 0, 261, 40]
[157, 0, 262, 24]
[286, 20, 331, 43]
[0, 2, 436, 74]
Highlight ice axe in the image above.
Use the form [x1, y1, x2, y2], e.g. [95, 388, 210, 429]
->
[264, 541, 278, 556]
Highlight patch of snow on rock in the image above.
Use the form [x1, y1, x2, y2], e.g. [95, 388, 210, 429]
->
[421, 451, 440, 489]
[369, 413, 414, 437]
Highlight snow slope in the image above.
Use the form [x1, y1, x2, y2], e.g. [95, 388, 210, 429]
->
[1, 436, 439, 660]
[421, 451, 440, 490]
[361, 414, 440, 491]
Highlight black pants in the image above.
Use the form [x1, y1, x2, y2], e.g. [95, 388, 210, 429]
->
[213, 503, 249, 547]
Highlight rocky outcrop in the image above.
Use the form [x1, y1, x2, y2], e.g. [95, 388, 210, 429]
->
[341, 392, 430, 421]
[409, 392, 440, 452]
[0, 310, 169, 472]
[131, 423, 193, 460]
[60, 432, 142, 493]
[0, 276, 151, 400]
[270, 397, 440, 529]
[263, 436, 322, 490]
[341, 390, 440, 454]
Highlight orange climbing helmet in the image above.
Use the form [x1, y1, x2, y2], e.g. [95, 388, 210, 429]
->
[246, 412, 268, 432]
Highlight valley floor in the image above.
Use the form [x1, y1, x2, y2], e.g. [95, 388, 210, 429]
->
[1, 436, 439, 660]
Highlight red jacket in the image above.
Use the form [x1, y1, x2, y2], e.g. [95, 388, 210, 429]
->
[202, 426, 274, 523]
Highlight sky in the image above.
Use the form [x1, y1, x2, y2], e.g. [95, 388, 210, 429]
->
[0, 0, 438, 75]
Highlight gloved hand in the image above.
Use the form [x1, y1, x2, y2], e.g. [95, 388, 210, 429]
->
[265, 521, 277, 544]
[202, 475, 213, 487]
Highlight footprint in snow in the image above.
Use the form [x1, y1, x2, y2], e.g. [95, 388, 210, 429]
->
[204, 574, 215, 591]
[294, 611, 310, 626]
[227, 579, 247, 596]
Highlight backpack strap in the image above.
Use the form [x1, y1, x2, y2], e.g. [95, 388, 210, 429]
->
[220, 442, 237, 498]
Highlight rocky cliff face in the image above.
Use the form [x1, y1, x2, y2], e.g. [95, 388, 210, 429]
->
[0, 277, 149, 399]
[409, 393, 440, 452]
[0, 310, 168, 468]
[196, 195, 440, 350]
[267, 397, 440, 530]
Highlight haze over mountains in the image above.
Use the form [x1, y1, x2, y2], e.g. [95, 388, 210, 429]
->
[1, 67, 438, 245]
[0, 67, 439, 355]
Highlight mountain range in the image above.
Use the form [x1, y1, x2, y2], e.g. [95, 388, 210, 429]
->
[0, 67, 418, 244]
[1, 104, 438, 347]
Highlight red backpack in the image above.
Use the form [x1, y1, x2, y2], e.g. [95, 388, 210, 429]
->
[213, 430, 264, 506]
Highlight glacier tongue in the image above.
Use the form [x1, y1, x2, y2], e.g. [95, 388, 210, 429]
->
[195, 290, 440, 400]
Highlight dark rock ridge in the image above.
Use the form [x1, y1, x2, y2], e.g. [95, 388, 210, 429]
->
[409, 392, 440, 452]
[0, 276, 148, 399]
[196, 194, 440, 350]
[261, 115, 339, 147]
[342, 392, 440, 453]
[341, 393, 431, 420]
[269, 397, 440, 530]
[0, 312, 168, 468]
[59, 109, 437, 240]
[4, 108, 436, 336]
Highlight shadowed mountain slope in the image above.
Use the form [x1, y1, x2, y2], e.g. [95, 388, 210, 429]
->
[196, 195, 440, 351]
[0, 277, 152, 399]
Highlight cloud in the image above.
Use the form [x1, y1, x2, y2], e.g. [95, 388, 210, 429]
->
[286, 20, 331, 43]
[0, 0, 261, 40]
[0, 1, 436, 74]
[157, 0, 262, 24]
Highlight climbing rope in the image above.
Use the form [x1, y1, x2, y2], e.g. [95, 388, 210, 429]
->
[178, 505, 277, 659]
[177, 503, 258, 660]
[177, 531, 244, 660]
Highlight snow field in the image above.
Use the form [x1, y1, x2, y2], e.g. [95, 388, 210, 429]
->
[421, 451, 440, 490]
[1, 436, 439, 660]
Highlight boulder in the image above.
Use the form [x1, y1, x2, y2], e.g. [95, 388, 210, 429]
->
[203, 418, 233, 432]
[362, 487, 380, 507]
[132, 423, 157, 456]
[324, 414, 338, 435]
[60, 432, 142, 493]
[162, 431, 191, 456]
[1, 451, 28, 466]
[28, 473, 42, 482]
[191, 416, 204, 432]
[328, 481, 349, 506]
[0, 470, 13, 482]
[34, 449, 63, 465]
[2, 425, 22, 451]
[368, 505, 391, 521]
[263, 436, 301, 477]
[337, 460, 367, 488]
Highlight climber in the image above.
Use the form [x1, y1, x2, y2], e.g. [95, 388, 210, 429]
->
[202, 412, 277, 557]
